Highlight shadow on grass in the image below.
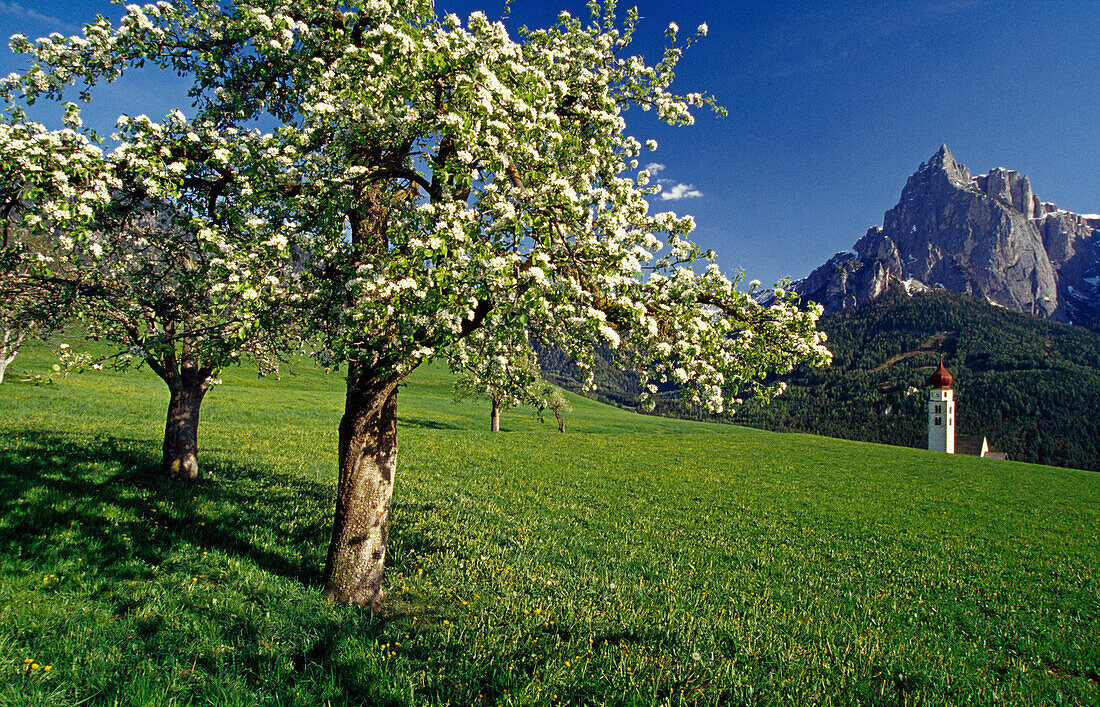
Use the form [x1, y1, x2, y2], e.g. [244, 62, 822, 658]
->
[0, 429, 334, 586]
[397, 416, 466, 431]
[0, 429, 512, 704]
[0, 430, 458, 585]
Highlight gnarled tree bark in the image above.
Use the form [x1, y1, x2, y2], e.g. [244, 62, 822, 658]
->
[162, 380, 206, 480]
[322, 363, 401, 608]
[158, 353, 213, 480]
[143, 323, 215, 481]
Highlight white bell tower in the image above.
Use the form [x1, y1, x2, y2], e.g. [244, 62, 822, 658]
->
[928, 358, 955, 453]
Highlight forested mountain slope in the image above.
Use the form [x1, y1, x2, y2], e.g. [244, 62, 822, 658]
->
[734, 290, 1100, 470]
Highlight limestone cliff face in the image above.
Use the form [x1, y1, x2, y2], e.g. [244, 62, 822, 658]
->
[796, 146, 1100, 330]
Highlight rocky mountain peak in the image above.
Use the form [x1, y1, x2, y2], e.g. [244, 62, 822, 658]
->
[895, 145, 974, 212]
[794, 147, 1100, 331]
[924, 145, 971, 184]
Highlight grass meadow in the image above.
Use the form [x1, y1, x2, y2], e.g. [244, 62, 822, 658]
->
[1, 340, 1098, 705]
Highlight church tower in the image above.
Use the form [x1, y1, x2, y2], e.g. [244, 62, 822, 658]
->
[928, 358, 955, 453]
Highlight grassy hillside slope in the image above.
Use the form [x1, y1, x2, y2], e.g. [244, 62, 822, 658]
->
[1, 342, 1098, 705]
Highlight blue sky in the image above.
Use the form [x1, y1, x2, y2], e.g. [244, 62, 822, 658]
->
[2, 0, 1097, 285]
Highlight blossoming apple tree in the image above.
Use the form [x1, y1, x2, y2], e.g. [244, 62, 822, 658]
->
[449, 328, 547, 432]
[0, 216, 69, 385]
[0, 105, 296, 478]
[6, 0, 830, 607]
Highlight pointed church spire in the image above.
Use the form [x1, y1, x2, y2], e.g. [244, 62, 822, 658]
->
[929, 356, 953, 389]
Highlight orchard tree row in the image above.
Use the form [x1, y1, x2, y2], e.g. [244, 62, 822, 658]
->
[0, 0, 830, 608]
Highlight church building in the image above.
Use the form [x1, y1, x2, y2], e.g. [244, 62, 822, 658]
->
[927, 359, 955, 453]
[927, 359, 1007, 459]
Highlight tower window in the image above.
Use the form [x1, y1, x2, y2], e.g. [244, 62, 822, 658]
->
[934, 417, 942, 426]
[935, 404, 941, 413]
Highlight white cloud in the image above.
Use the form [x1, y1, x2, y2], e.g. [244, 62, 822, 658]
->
[659, 183, 703, 201]
[644, 164, 702, 201]
[0, 1, 79, 32]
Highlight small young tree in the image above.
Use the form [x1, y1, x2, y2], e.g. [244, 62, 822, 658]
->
[10, 0, 831, 608]
[543, 385, 571, 433]
[450, 330, 545, 432]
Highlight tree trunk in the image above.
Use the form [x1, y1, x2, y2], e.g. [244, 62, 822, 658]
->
[162, 380, 206, 480]
[323, 368, 401, 608]
[491, 399, 501, 432]
[554, 408, 565, 433]
[0, 326, 21, 385]
[0, 352, 13, 385]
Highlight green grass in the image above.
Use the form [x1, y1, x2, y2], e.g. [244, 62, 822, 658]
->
[1, 341, 1099, 705]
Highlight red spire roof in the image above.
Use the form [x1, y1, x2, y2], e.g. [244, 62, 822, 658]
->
[929, 358, 953, 389]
